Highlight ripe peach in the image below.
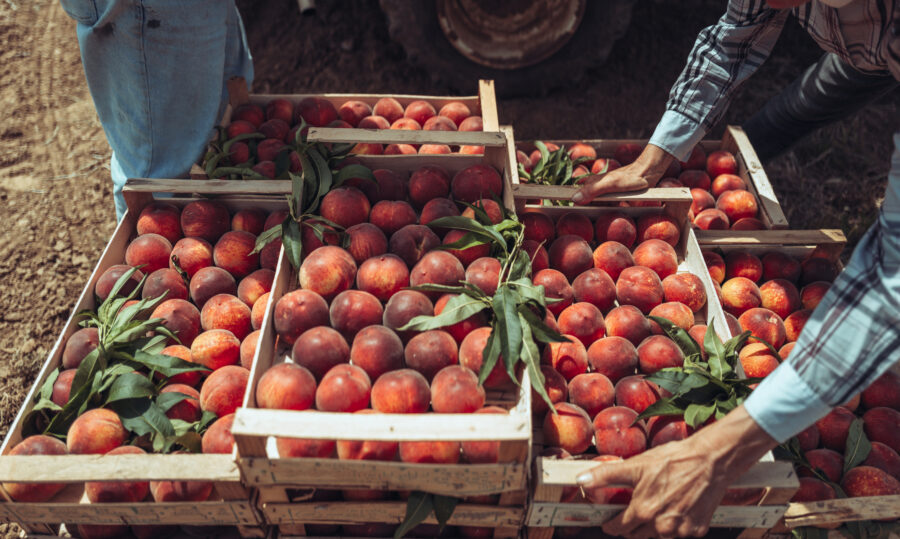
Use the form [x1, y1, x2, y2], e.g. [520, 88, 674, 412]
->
[298, 246, 357, 301]
[403, 100, 436, 125]
[329, 290, 383, 341]
[657, 178, 684, 188]
[170, 237, 213, 279]
[800, 281, 831, 310]
[779, 342, 795, 360]
[319, 187, 371, 229]
[632, 239, 678, 280]
[256, 362, 316, 411]
[571, 268, 616, 313]
[716, 189, 758, 222]
[613, 143, 643, 166]
[202, 413, 235, 454]
[542, 335, 588, 381]
[459, 115, 483, 131]
[815, 407, 856, 452]
[51, 368, 77, 406]
[646, 416, 691, 448]
[451, 164, 503, 203]
[543, 402, 594, 455]
[433, 294, 489, 344]
[233, 102, 265, 126]
[792, 477, 837, 510]
[356, 254, 410, 302]
[460, 327, 509, 388]
[688, 324, 707, 356]
[408, 166, 451, 208]
[431, 365, 485, 413]
[438, 101, 471, 126]
[189, 266, 237, 308]
[300, 217, 340, 254]
[795, 424, 820, 452]
[732, 218, 766, 230]
[864, 407, 900, 453]
[842, 466, 900, 498]
[237, 269, 274, 308]
[707, 151, 738, 177]
[344, 223, 388, 265]
[465, 257, 501, 296]
[349, 325, 404, 381]
[616, 266, 664, 314]
[690, 188, 715, 216]
[614, 375, 661, 414]
[383, 290, 434, 342]
[295, 97, 337, 127]
[2, 435, 68, 502]
[273, 289, 330, 345]
[456, 406, 507, 465]
[636, 215, 680, 247]
[420, 198, 461, 234]
[337, 100, 372, 127]
[724, 251, 762, 282]
[125, 233, 172, 275]
[593, 406, 647, 458]
[703, 251, 726, 284]
[637, 335, 685, 374]
[239, 330, 259, 370]
[586, 337, 638, 383]
[522, 239, 550, 274]
[604, 305, 652, 346]
[369, 200, 418, 237]
[250, 292, 269, 331]
[251, 160, 276, 179]
[442, 229, 490, 267]
[557, 302, 605, 347]
[259, 118, 290, 141]
[371, 368, 431, 413]
[738, 307, 786, 349]
[199, 364, 248, 416]
[399, 440, 460, 464]
[693, 208, 731, 231]
[760, 279, 802, 319]
[592, 212, 635, 248]
[863, 442, 900, 480]
[761, 252, 802, 283]
[592, 158, 622, 175]
[373, 97, 404, 123]
[67, 408, 126, 454]
[721, 277, 762, 317]
[648, 302, 695, 333]
[678, 170, 711, 190]
[191, 329, 240, 370]
[160, 384, 201, 422]
[230, 208, 267, 236]
[567, 373, 614, 418]
[256, 138, 288, 162]
[150, 473, 214, 502]
[738, 343, 780, 378]
[137, 203, 182, 244]
[800, 257, 839, 286]
[85, 445, 150, 504]
[410, 250, 466, 299]
[533, 365, 568, 415]
[276, 437, 336, 458]
[316, 364, 372, 413]
[710, 174, 746, 198]
[404, 330, 458, 381]
[423, 116, 457, 132]
[213, 231, 259, 279]
[592, 241, 634, 282]
[181, 200, 230, 243]
[862, 371, 900, 410]
[555, 213, 593, 243]
[661, 273, 707, 313]
[63, 327, 100, 369]
[226, 119, 255, 138]
[141, 268, 187, 302]
[159, 344, 201, 386]
[522, 213, 556, 245]
[293, 326, 350, 381]
[549, 235, 593, 281]
[462, 198, 504, 225]
[200, 294, 252, 340]
[354, 168, 408, 203]
[389, 224, 441, 267]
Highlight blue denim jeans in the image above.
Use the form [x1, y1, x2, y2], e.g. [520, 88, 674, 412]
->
[59, 0, 254, 218]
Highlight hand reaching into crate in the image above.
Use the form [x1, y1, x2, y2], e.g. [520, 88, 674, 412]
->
[572, 145, 675, 205]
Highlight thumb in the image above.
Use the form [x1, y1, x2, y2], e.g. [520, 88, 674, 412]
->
[576, 461, 637, 489]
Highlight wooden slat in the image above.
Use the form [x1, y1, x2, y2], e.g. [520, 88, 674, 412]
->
[784, 496, 900, 528]
[239, 458, 525, 496]
[695, 229, 846, 247]
[0, 501, 258, 526]
[0, 454, 240, 483]
[526, 501, 787, 529]
[511, 184, 691, 203]
[306, 127, 507, 147]
[263, 501, 523, 528]
[479, 80, 500, 132]
[686, 228, 733, 341]
[721, 126, 789, 229]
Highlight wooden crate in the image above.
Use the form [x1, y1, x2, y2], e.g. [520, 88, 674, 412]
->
[515, 124, 789, 230]
[192, 79, 500, 179]
[231, 126, 533, 537]
[0, 182, 291, 536]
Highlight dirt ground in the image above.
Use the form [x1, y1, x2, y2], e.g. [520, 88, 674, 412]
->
[0, 0, 896, 532]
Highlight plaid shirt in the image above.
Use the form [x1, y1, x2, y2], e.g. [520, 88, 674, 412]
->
[648, 0, 898, 161]
[745, 133, 900, 442]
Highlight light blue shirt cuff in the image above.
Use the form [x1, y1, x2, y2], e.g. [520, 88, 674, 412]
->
[648, 110, 707, 163]
[744, 362, 834, 444]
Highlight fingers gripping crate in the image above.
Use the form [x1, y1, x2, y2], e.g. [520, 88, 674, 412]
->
[0, 181, 292, 536]
[515, 124, 789, 230]
[231, 127, 533, 538]
[192, 78, 500, 179]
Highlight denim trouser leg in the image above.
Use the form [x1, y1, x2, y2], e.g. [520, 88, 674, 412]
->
[743, 52, 898, 162]
[59, 0, 254, 219]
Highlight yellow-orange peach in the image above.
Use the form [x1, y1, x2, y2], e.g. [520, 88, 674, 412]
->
[720, 277, 762, 317]
[371, 369, 431, 413]
[200, 294, 252, 340]
[237, 269, 274, 308]
[67, 408, 127, 455]
[760, 279, 802, 319]
[2, 435, 68, 501]
[543, 402, 593, 455]
[648, 302, 695, 333]
[170, 237, 213, 279]
[200, 365, 249, 417]
[616, 266, 664, 314]
[636, 215, 680, 247]
[256, 363, 316, 410]
[191, 329, 240, 371]
[739, 343, 780, 379]
[213, 230, 259, 279]
[137, 203, 182, 244]
[250, 292, 269, 331]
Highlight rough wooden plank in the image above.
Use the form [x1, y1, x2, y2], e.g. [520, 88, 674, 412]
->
[124, 178, 292, 198]
[479, 80, 499, 132]
[784, 496, 900, 528]
[307, 127, 506, 147]
[526, 501, 787, 529]
[695, 229, 846, 248]
[511, 183, 692, 203]
[0, 454, 240, 483]
[263, 501, 523, 528]
[0, 501, 258, 526]
[685, 228, 733, 341]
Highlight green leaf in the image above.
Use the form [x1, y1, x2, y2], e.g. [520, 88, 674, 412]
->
[843, 418, 872, 475]
[105, 373, 155, 404]
[291, 161, 309, 217]
[517, 306, 568, 344]
[492, 287, 523, 382]
[520, 317, 552, 410]
[648, 316, 701, 357]
[684, 402, 717, 428]
[704, 325, 730, 380]
[404, 283, 475, 297]
[645, 369, 709, 396]
[635, 397, 686, 422]
[425, 217, 505, 246]
[131, 350, 209, 379]
[437, 232, 491, 253]
[478, 326, 502, 386]
[156, 391, 190, 413]
[399, 294, 488, 332]
[252, 224, 282, 255]
[334, 164, 375, 188]
[723, 329, 753, 361]
[394, 491, 433, 539]
[308, 149, 333, 214]
[110, 398, 176, 449]
[97, 266, 145, 323]
[282, 218, 303, 270]
[432, 495, 460, 534]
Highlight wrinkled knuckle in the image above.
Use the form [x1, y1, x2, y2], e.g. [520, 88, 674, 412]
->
[656, 520, 679, 537]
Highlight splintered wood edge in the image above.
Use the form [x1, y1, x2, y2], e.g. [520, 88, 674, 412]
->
[783, 495, 900, 527]
[0, 454, 241, 483]
[536, 458, 797, 489]
[306, 127, 507, 147]
[694, 229, 846, 247]
[231, 409, 530, 442]
[262, 501, 524, 527]
[511, 184, 692, 203]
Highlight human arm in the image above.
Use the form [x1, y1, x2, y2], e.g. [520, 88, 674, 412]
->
[574, 1, 790, 204]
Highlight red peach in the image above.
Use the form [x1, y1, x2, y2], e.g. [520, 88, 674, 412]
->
[588, 337, 638, 383]
[721, 277, 762, 317]
[693, 208, 730, 230]
[738, 307, 786, 349]
[591, 158, 622, 175]
[593, 406, 647, 458]
[389, 224, 441, 267]
[137, 203, 182, 244]
[371, 368, 431, 413]
[604, 305, 652, 347]
[614, 143, 643, 166]
[438, 101, 471, 126]
[404, 330, 458, 382]
[298, 246, 358, 301]
[349, 325, 404, 381]
[51, 368, 77, 406]
[293, 326, 350, 381]
[724, 251, 763, 282]
[256, 362, 317, 410]
[572, 268, 616, 313]
[637, 335, 685, 374]
[459, 326, 509, 388]
[549, 235, 594, 281]
[533, 365, 569, 415]
[345, 223, 388, 265]
[557, 302, 605, 347]
[250, 292, 269, 331]
[190, 329, 240, 371]
[523, 239, 550, 274]
[458, 115, 483, 131]
[636, 214, 680, 247]
[522, 212, 556, 245]
[373, 98, 404, 123]
[862, 371, 900, 410]
[202, 413, 235, 454]
[466, 257, 501, 296]
[410, 250, 466, 299]
[213, 230, 259, 279]
[125, 233, 172, 274]
[760, 279, 802, 319]
[316, 364, 372, 412]
[632, 239, 678, 280]
[704, 251, 726, 284]
[433, 293, 489, 344]
[443, 229, 490, 267]
[710, 174, 747, 197]
[616, 266, 664, 314]
[160, 384, 201, 422]
[403, 100, 436, 126]
[542, 335, 589, 381]
[533, 269, 574, 316]
[338, 100, 372, 127]
[678, 170, 711, 190]
[594, 212, 636, 248]
[408, 166, 451, 208]
[200, 293, 252, 340]
[383, 290, 434, 343]
[319, 187, 371, 229]
[274, 289, 330, 345]
[662, 273, 707, 313]
[732, 218, 766, 230]
[816, 407, 857, 452]
[67, 408, 126, 455]
[420, 198, 461, 234]
[592, 241, 634, 282]
[431, 365, 485, 413]
[189, 266, 237, 308]
[761, 251, 802, 283]
[357, 254, 410, 302]
[568, 373, 615, 418]
[716, 189, 758, 222]
[800, 281, 831, 311]
[864, 407, 900, 454]
[330, 290, 384, 341]
[556, 213, 593, 243]
[63, 327, 100, 370]
[237, 268, 274, 308]
[170, 237, 213, 280]
[842, 465, 900, 498]
[2, 436, 68, 502]
[800, 257, 840, 286]
[295, 97, 338, 127]
[648, 302, 695, 333]
[451, 164, 503, 204]
[181, 200, 230, 243]
[543, 402, 594, 455]
[690, 188, 715, 216]
[199, 365, 248, 416]
[707, 151, 738, 177]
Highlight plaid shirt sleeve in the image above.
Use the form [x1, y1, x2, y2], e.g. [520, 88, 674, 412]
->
[648, 1, 790, 161]
[745, 129, 900, 443]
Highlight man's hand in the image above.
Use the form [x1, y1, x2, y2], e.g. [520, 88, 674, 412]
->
[576, 406, 778, 538]
[572, 144, 676, 205]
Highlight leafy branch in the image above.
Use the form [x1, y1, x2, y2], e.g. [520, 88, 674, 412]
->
[517, 142, 595, 207]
